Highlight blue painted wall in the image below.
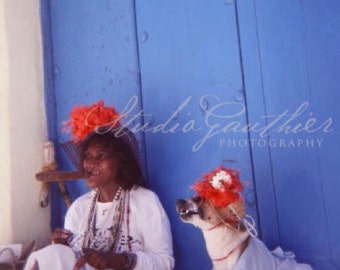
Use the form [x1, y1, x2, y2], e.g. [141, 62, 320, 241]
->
[41, 1, 340, 269]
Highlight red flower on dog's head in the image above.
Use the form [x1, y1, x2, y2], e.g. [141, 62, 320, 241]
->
[63, 100, 122, 142]
[192, 166, 243, 208]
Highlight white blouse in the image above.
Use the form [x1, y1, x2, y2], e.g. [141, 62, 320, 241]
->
[24, 186, 174, 270]
[64, 186, 175, 270]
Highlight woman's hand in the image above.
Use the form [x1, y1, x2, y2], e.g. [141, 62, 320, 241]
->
[50, 228, 72, 245]
[73, 248, 128, 270]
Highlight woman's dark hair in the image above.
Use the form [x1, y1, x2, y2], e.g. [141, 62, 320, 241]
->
[79, 128, 146, 190]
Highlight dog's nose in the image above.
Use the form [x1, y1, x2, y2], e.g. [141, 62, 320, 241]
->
[176, 199, 187, 208]
[176, 199, 188, 214]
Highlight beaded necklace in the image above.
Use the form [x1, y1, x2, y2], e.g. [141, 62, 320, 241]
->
[81, 187, 127, 253]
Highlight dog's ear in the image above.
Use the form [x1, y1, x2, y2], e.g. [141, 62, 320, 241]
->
[213, 199, 247, 231]
[229, 200, 246, 219]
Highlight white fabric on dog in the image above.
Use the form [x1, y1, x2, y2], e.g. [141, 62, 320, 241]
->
[231, 237, 313, 270]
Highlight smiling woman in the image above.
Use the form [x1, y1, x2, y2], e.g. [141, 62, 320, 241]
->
[24, 103, 174, 270]
[80, 130, 145, 193]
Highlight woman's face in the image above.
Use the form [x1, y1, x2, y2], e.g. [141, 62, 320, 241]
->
[82, 142, 119, 189]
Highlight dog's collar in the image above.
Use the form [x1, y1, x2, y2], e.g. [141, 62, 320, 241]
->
[206, 222, 223, 231]
[212, 251, 232, 262]
[205, 218, 239, 231]
[211, 236, 250, 262]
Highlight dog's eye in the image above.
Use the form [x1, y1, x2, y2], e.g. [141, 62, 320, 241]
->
[191, 196, 202, 203]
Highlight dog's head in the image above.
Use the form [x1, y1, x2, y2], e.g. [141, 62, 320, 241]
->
[177, 166, 248, 231]
[176, 196, 246, 231]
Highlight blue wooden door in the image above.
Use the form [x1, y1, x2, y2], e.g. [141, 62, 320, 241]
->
[236, 1, 340, 269]
[41, 1, 340, 269]
[134, 1, 257, 269]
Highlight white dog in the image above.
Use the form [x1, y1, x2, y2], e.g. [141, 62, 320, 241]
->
[176, 167, 313, 270]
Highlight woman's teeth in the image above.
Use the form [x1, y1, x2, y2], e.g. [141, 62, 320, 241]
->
[87, 170, 100, 176]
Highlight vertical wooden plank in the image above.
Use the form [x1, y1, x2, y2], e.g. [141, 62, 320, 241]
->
[235, 0, 281, 249]
[40, 0, 62, 229]
[238, 0, 340, 269]
[40, 0, 57, 142]
[46, 0, 143, 227]
[298, 1, 340, 268]
[135, 1, 257, 269]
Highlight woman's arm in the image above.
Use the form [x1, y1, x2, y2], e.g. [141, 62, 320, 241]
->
[73, 249, 134, 270]
[50, 228, 72, 245]
[130, 188, 175, 270]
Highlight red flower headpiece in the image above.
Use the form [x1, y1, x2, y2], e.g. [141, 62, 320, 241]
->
[63, 100, 122, 142]
[192, 166, 243, 208]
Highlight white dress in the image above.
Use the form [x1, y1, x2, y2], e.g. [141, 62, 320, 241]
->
[231, 237, 313, 270]
[24, 186, 174, 270]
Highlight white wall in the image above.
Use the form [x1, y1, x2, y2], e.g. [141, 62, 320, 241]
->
[0, 0, 50, 248]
